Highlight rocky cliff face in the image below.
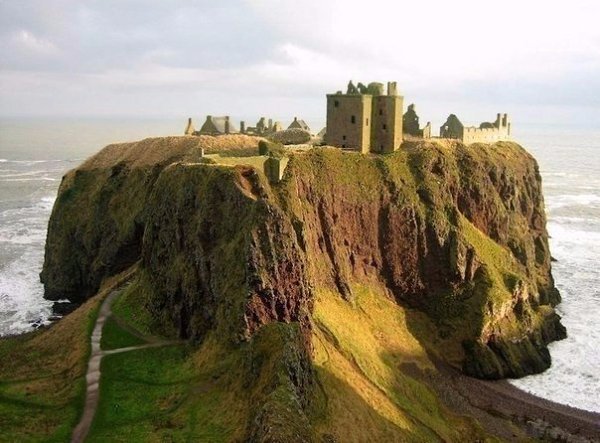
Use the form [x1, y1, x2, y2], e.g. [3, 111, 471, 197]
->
[42, 137, 565, 385]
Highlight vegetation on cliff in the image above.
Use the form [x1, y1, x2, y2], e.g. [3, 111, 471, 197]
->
[2, 135, 568, 441]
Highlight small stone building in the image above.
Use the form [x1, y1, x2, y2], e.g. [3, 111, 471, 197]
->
[325, 80, 404, 154]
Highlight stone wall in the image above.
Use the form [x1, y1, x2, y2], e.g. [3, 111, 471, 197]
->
[441, 113, 511, 144]
[371, 95, 403, 153]
[205, 154, 289, 183]
[325, 94, 372, 153]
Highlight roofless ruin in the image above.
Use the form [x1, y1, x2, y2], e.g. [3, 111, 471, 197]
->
[184, 80, 512, 152]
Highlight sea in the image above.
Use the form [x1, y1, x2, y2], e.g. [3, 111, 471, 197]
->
[0, 118, 598, 413]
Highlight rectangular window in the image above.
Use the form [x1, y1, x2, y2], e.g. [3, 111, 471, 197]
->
[334, 100, 339, 107]
[383, 124, 387, 130]
[351, 115, 356, 124]
[366, 118, 369, 126]
[379, 109, 383, 116]
[342, 135, 346, 140]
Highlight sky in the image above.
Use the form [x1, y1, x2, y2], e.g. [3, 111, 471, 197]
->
[1, 0, 600, 130]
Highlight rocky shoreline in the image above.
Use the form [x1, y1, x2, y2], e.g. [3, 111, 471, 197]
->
[424, 358, 600, 441]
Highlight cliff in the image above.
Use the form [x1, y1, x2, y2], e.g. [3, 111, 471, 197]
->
[39, 136, 567, 440]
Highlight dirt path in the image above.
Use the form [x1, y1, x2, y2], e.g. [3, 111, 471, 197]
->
[70, 289, 176, 443]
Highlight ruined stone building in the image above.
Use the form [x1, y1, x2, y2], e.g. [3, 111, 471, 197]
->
[241, 117, 283, 135]
[198, 115, 237, 135]
[325, 81, 404, 154]
[185, 115, 305, 137]
[288, 117, 310, 133]
[402, 104, 432, 139]
[440, 113, 511, 144]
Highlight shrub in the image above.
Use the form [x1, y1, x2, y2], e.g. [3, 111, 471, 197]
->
[268, 129, 311, 145]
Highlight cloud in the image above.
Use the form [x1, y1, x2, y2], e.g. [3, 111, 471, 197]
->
[11, 30, 59, 55]
[0, 0, 599, 125]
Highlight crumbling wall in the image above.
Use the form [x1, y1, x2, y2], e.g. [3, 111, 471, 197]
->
[441, 113, 511, 144]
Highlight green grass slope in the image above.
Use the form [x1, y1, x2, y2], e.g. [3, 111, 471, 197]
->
[19, 137, 567, 440]
[0, 270, 133, 441]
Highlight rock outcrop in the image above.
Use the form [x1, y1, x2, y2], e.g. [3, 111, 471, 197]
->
[42, 136, 566, 386]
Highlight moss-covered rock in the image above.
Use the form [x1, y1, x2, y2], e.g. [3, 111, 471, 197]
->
[42, 137, 565, 384]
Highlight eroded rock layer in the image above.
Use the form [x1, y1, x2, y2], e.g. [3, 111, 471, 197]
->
[42, 137, 566, 381]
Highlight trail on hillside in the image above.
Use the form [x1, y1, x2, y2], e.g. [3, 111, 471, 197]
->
[71, 289, 177, 443]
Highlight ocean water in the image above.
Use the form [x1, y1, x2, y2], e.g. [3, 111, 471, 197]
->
[0, 118, 180, 335]
[0, 119, 598, 412]
[510, 128, 600, 413]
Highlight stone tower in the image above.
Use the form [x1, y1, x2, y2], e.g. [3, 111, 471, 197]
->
[325, 80, 403, 154]
[371, 82, 403, 153]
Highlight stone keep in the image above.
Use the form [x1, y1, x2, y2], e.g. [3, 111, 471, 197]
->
[325, 81, 404, 154]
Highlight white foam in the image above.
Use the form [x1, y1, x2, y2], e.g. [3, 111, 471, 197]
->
[509, 181, 600, 413]
[0, 247, 53, 336]
[546, 193, 600, 210]
[542, 172, 577, 178]
[0, 159, 64, 164]
[0, 199, 55, 245]
[548, 223, 600, 244]
[0, 177, 58, 182]
[0, 170, 54, 178]
[0, 192, 56, 336]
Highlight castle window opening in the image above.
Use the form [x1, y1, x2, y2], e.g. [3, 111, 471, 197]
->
[334, 100, 339, 107]
[379, 109, 383, 116]
[383, 124, 387, 130]
[351, 115, 356, 124]
[366, 118, 369, 126]
[342, 135, 346, 140]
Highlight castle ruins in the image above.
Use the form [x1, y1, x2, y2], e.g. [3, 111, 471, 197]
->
[403, 104, 432, 139]
[325, 81, 403, 154]
[440, 113, 511, 144]
[185, 115, 303, 137]
[184, 80, 511, 150]
[322, 80, 510, 152]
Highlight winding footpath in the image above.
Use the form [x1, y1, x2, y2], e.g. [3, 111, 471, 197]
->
[71, 289, 176, 443]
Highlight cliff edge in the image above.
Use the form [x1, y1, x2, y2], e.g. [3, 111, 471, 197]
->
[39, 135, 568, 440]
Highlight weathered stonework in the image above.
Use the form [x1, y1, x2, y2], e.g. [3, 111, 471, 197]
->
[198, 115, 237, 135]
[441, 113, 511, 144]
[184, 117, 196, 136]
[402, 104, 431, 139]
[325, 80, 404, 153]
[288, 117, 310, 133]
